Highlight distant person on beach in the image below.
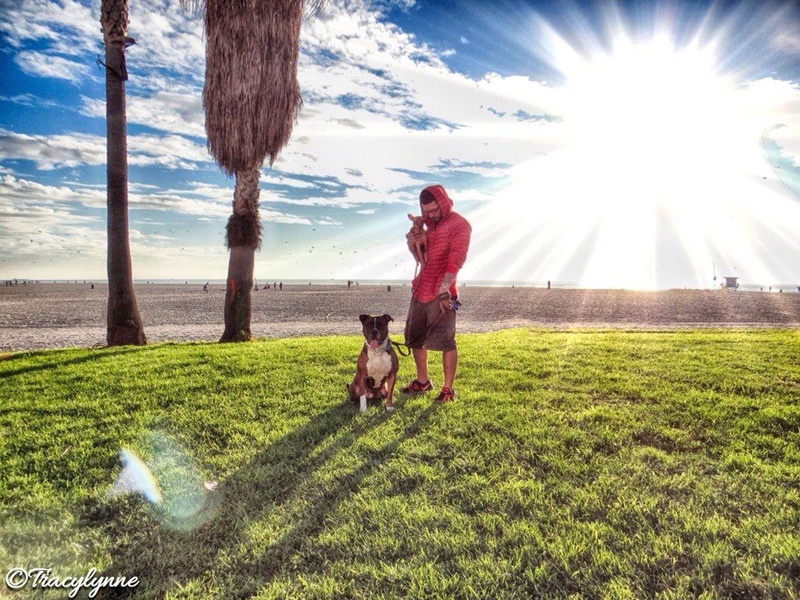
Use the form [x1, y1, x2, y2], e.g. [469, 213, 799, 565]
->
[401, 184, 471, 404]
[203, 282, 209, 293]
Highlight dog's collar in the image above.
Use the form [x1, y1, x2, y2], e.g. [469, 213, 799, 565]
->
[364, 337, 392, 352]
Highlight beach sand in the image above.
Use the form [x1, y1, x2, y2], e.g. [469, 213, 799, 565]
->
[1, 282, 799, 352]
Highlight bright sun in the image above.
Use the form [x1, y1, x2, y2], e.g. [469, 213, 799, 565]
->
[563, 36, 749, 187]
[478, 33, 779, 290]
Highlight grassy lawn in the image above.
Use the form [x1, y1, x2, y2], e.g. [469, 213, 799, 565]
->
[1, 329, 799, 599]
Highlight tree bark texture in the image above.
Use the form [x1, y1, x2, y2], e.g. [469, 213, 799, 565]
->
[219, 167, 261, 342]
[102, 0, 146, 346]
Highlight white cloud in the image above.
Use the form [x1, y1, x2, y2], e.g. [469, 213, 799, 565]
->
[260, 209, 313, 225]
[769, 126, 800, 165]
[0, 0, 98, 54]
[128, 133, 210, 168]
[0, 129, 106, 169]
[260, 0, 567, 203]
[15, 50, 92, 84]
[0, 0, 205, 78]
[773, 32, 800, 55]
[373, 0, 416, 10]
[125, 1, 206, 90]
[4, 0, 563, 187]
[128, 192, 228, 217]
[0, 93, 62, 108]
[0, 174, 103, 209]
[0, 175, 104, 274]
[81, 92, 206, 138]
[0, 128, 210, 170]
[738, 78, 800, 163]
[131, 92, 206, 137]
[0, 174, 235, 279]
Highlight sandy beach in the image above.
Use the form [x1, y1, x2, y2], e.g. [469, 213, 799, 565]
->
[1, 282, 799, 352]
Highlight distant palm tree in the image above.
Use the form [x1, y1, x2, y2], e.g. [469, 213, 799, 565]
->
[101, 0, 146, 346]
[184, 0, 323, 342]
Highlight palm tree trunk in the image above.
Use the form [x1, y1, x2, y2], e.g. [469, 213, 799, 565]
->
[102, 0, 146, 346]
[196, 0, 317, 343]
[220, 167, 261, 342]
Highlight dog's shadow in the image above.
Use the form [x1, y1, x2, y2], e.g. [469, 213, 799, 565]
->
[85, 401, 436, 598]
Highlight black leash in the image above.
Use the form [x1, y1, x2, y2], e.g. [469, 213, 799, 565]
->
[391, 339, 412, 357]
[392, 293, 460, 357]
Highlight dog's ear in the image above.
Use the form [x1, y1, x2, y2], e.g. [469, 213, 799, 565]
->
[407, 213, 415, 222]
[359, 314, 370, 323]
[383, 314, 393, 322]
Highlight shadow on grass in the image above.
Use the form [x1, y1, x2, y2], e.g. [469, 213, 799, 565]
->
[84, 401, 436, 598]
[0, 346, 146, 379]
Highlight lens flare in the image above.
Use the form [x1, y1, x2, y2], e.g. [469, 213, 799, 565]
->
[109, 432, 219, 531]
[109, 448, 163, 504]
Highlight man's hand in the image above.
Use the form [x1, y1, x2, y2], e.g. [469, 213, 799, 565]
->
[437, 292, 452, 314]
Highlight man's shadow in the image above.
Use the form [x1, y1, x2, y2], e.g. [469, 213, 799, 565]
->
[85, 400, 436, 598]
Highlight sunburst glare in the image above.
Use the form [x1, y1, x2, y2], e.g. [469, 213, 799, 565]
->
[466, 13, 800, 290]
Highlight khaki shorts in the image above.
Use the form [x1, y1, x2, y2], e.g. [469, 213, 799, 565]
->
[404, 296, 457, 351]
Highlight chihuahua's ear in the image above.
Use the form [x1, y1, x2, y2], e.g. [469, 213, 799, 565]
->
[359, 314, 370, 323]
[383, 314, 393, 322]
[407, 213, 415, 221]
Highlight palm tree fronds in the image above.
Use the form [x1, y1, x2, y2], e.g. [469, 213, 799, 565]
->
[201, 0, 313, 174]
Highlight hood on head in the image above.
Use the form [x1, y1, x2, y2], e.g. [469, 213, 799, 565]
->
[420, 184, 453, 225]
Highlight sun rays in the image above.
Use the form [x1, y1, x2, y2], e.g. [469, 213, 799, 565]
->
[463, 9, 800, 290]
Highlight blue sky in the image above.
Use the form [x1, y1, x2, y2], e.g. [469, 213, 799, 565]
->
[1, 0, 799, 289]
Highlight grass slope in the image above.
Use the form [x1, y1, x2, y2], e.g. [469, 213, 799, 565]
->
[1, 329, 799, 599]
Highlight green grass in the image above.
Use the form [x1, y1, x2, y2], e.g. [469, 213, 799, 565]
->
[1, 329, 799, 599]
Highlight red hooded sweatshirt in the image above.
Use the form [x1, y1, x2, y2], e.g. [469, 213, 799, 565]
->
[410, 184, 472, 302]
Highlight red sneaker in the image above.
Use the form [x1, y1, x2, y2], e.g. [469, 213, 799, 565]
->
[400, 379, 433, 395]
[435, 387, 456, 403]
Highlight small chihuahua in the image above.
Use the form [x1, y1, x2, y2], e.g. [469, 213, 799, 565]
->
[407, 213, 428, 267]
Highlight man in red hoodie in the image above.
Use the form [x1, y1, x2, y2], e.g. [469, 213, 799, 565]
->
[402, 184, 472, 403]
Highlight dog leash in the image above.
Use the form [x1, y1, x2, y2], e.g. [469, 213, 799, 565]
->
[391, 339, 412, 357]
[393, 293, 460, 357]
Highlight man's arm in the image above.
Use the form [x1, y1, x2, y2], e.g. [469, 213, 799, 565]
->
[436, 219, 471, 311]
[439, 219, 471, 295]
[438, 272, 456, 296]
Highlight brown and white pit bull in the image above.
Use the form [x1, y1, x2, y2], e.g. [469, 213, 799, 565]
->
[347, 314, 399, 412]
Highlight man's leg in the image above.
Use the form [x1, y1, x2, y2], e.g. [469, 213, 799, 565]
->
[413, 347, 429, 383]
[442, 348, 457, 389]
